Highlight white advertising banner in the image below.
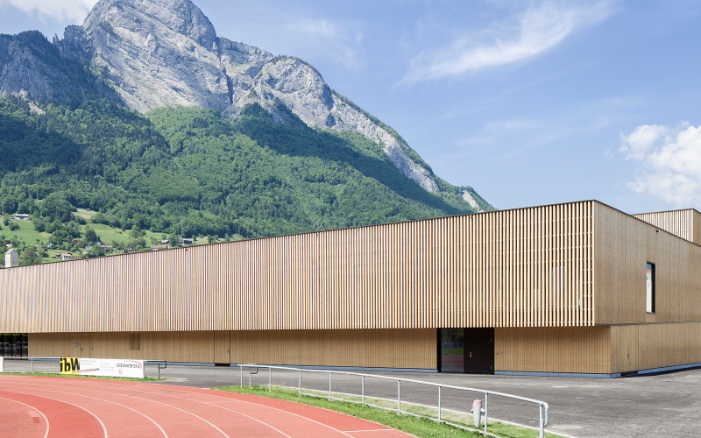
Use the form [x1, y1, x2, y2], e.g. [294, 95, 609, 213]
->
[0, 357, 4, 372]
[60, 357, 145, 378]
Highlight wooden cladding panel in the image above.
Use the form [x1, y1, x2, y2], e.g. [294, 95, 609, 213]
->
[633, 209, 701, 245]
[637, 323, 701, 370]
[29, 329, 436, 369]
[495, 327, 611, 374]
[594, 204, 701, 324]
[2, 202, 595, 334]
[609, 323, 701, 373]
[610, 325, 639, 373]
[228, 329, 436, 369]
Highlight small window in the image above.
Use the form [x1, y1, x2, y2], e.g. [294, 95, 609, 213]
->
[646, 262, 655, 313]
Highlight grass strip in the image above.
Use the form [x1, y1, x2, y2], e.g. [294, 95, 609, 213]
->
[216, 385, 559, 438]
[0, 372, 160, 382]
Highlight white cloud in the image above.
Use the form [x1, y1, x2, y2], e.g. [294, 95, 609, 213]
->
[620, 123, 701, 206]
[285, 18, 365, 71]
[206, 0, 366, 73]
[0, 0, 96, 22]
[402, 0, 614, 83]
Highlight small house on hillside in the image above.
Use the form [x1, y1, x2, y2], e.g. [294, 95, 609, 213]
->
[12, 214, 29, 221]
[4, 249, 18, 268]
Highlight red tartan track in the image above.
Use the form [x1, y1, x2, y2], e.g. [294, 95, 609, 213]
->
[0, 375, 413, 437]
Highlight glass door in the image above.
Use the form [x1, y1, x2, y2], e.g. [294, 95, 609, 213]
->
[439, 329, 465, 372]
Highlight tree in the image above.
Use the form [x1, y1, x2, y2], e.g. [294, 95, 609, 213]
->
[1, 198, 17, 214]
[19, 248, 43, 266]
[39, 193, 73, 222]
[84, 226, 100, 244]
[32, 217, 46, 232]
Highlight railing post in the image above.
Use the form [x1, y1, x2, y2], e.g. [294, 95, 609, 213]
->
[361, 375, 365, 405]
[397, 380, 401, 413]
[225, 364, 547, 435]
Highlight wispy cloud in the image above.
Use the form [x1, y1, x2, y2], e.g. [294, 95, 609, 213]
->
[620, 123, 701, 206]
[402, 0, 614, 83]
[0, 0, 96, 22]
[203, 0, 367, 73]
[285, 18, 365, 71]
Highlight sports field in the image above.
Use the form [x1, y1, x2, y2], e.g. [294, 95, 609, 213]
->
[0, 375, 411, 437]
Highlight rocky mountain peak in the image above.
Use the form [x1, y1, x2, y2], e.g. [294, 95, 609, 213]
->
[76, 0, 232, 112]
[0, 0, 491, 210]
[85, 0, 217, 50]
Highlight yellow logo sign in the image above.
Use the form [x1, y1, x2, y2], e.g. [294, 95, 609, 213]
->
[59, 357, 80, 374]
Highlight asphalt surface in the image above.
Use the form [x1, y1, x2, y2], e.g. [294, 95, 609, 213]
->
[149, 364, 701, 438]
[5, 359, 701, 437]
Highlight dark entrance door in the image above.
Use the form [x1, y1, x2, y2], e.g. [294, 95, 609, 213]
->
[464, 328, 494, 374]
[439, 328, 494, 374]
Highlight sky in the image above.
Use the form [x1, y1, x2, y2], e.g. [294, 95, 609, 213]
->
[1, 0, 701, 214]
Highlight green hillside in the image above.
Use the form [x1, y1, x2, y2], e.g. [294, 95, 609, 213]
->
[0, 97, 485, 265]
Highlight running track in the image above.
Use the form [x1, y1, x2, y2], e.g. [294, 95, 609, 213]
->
[0, 376, 412, 437]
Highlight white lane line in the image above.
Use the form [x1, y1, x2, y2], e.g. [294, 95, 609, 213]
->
[9, 379, 388, 437]
[6, 382, 226, 438]
[12, 381, 289, 437]
[68, 386, 277, 437]
[207, 398, 356, 437]
[90, 385, 354, 437]
[1, 390, 107, 438]
[0, 396, 50, 438]
[7, 387, 169, 438]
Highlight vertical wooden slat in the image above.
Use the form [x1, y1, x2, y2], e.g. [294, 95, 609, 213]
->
[1, 201, 607, 336]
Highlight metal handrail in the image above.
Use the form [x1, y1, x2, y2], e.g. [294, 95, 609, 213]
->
[144, 360, 168, 380]
[236, 364, 549, 437]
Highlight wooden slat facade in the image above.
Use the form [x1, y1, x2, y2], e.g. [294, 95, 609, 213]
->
[4, 200, 701, 374]
[634, 209, 701, 245]
[0, 201, 596, 334]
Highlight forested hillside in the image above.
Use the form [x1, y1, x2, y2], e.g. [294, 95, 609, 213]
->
[0, 97, 487, 264]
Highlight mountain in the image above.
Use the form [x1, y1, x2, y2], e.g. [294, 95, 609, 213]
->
[0, 0, 491, 261]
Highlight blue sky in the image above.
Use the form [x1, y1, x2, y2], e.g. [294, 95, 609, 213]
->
[1, 0, 700, 214]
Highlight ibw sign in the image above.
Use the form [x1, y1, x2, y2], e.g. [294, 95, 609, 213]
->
[60, 357, 145, 378]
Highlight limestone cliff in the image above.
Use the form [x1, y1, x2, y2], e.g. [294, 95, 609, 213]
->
[0, 0, 490, 210]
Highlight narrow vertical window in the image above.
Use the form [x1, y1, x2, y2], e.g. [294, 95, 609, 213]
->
[646, 262, 655, 313]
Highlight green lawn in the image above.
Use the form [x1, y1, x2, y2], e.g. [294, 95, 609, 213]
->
[0, 219, 50, 245]
[0, 210, 196, 263]
[217, 385, 560, 438]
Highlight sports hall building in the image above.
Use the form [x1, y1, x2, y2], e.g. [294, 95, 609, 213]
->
[2, 200, 701, 376]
